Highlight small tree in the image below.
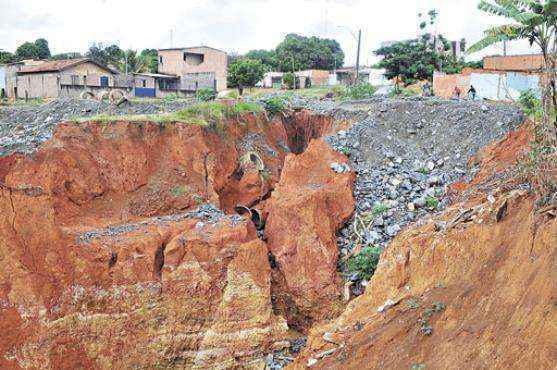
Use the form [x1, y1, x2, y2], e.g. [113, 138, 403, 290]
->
[227, 58, 266, 95]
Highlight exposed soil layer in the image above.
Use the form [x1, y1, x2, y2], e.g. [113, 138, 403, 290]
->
[291, 124, 557, 369]
[1, 98, 549, 370]
[0, 109, 353, 369]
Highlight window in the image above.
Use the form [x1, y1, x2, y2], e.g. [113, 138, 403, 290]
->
[159, 56, 163, 64]
[183, 52, 204, 65]
[142, 79, 146, 88]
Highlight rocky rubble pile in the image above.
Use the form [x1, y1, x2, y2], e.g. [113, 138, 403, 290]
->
[0, 97, 193, 156]
[324, 98, 523, 293]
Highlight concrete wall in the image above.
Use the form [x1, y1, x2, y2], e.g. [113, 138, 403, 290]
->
[434, 69, 542, 100]
[16, 73, 60, 99]
[158, 47, 227, 91]
[484, 54, 544, 72]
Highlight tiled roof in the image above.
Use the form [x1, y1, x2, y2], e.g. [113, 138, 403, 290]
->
[18, 59, 113, 74]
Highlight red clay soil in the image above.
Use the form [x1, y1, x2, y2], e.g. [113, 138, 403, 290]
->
[265, 140, 355, 331]
[0, 109, 354, 368]
[291, 125, 557, 369]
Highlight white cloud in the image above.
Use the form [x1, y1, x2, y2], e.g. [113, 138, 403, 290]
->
[0, 0, 541, 64]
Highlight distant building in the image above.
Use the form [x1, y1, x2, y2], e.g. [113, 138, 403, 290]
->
[258, 70, 330, 88]
[4, 58, 130, 100]
[157, 46, 228, 92]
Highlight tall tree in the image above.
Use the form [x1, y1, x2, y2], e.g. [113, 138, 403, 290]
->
[274, 34, 344, 72]
[467, 0, 556, 119]
[139, 49, 158, 73]
[245, 49, 278, 70]
[86, 43, 124, 67]
[34, 38, 51, 59]
[14, 38, 51, 60]
[375, 35, 442, 84]
[15, 42, 39, 60]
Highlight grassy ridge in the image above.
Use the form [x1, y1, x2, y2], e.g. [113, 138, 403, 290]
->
[73, 101, 263, 125]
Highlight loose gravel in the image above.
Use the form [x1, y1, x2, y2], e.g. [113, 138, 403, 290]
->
[323, 97, 524, 295]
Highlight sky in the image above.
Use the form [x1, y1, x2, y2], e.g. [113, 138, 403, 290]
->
[0, 0, 539, 65]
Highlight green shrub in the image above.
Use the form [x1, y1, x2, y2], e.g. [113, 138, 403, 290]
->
[425, 196, 439, 209]
[262, 95, 290, 114]
[196, 87, 216, 102]
[231, 101, 263, 115]
[346, 246, 382, 280]
[163, 93, 179, 103]
[226, 90, 240, 99]
[332, 85, 347, 97]
[282, 72, 296, 89]
[518, 89, 542, 118]
[344, 83, 377, 100]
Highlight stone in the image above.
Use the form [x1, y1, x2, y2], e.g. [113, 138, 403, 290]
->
[386, 224, 401, 236]
[414, 197, 427, 208]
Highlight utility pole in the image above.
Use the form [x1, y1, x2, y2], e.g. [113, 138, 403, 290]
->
[355, 29, 362, 83]
[503, 40, 507, 56]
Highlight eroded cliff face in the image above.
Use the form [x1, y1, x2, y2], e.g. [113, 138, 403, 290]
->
[0, 110, 354, 369]
[291, 125, 557, 369]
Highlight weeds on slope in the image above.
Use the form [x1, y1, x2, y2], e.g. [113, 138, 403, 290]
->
[517, 89, 556, 202]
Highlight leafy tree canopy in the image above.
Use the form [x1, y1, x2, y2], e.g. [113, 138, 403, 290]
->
[0, 51, 15, 64]
[139, 49, 158, 73]
[275, 34, 344, 72]
[51, 52, 83, 60]
[15, 38, 51, 60]
[245, 34, 345, 72]
[86, 43, 124, 68]
[227, 58, 266, 94]
[245, 49, 278, 70]
[375, 36, 441, 84]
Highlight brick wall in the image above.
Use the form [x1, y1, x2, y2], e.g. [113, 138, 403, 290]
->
[433, 73, 470, 99]
[483, 54, 545, 72]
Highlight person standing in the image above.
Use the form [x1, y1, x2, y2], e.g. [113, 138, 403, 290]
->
[452, 86, 461, 100]
[468, 85, 477, 100]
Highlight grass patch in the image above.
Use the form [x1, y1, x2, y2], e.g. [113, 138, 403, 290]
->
[372, 203, 390, 216]
[75, 101, 263, 125]
[262, 94, 292, 114]
[425, 196, 439, 209]
[346, 246, 382, 280]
